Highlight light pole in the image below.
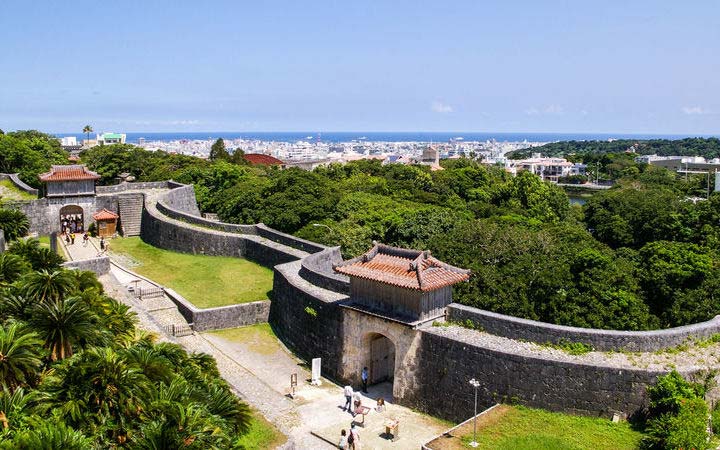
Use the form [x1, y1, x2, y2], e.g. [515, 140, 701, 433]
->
[312, 223, 341, 243]
[469, 378, 480, 447]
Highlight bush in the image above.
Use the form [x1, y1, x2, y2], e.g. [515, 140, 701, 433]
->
[87, 222, 97, 237]
[0, 208, 30, 242]
[642, 371, 710, 449]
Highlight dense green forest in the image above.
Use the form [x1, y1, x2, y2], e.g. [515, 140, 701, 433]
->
[0, 235, 252, 447]
[71, 138, 720, 332]
[508, 137, 720, 160]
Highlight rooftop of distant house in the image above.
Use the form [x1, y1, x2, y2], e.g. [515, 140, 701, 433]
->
[334, 243, 470, 291]
[38, 165, 101, 182]
[242, 153, 285, 166]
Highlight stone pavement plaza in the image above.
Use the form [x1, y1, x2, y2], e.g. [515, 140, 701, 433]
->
[64, 236, 450, 448]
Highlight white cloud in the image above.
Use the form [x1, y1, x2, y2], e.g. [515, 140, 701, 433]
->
[431, 100, 453, 114]
[525, 104, 565, 116]
[682, 106, 710, 115]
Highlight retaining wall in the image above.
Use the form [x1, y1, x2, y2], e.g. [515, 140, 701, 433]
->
[95, 181, 169, 194]
[158, 184, 201, 216]
[62, 256, 111, 275]
[164, 288, 270, 331]
[156, 200, 257, 234]
[404, 327, 678, 423]
[299, 247, 349, 294]
[255, 223, 327, 254]
[448, 303, 720, 352]
[269, 260, 348, 382]
[0, 173, 39, 196]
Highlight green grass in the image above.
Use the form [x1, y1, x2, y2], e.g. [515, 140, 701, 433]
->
[37, 235, 67, 260]
[109, 237, 274, 308]
[235, 409, 287, 448]
[208, 323, 280, 356]
[460, 405, 643, 450]
[0, 179, 37, 202]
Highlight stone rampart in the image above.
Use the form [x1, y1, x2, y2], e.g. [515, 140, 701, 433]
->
[156, 200, 257, 234]
[448, 303, 720, 352]
[158, 184, 201, 216]
[95, 181, 169, 194]
[255, 223, 327, 254]
[405, 327, 680, 422]
[299, 247, 349, 294]
[269, 260, 348, 382]
[0, 173, 39, 196]
[163, 288, 270, 331]
[62, 256, 111, 275]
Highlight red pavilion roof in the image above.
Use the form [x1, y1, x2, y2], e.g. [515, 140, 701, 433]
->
[92, 208, 119, 221]
[242, 153, 285, 166]
[334, 243, 470, 292]
[39, 165, 100, 182]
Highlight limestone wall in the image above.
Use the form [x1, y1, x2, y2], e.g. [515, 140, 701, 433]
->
[403, 327, 684, 422]
[298, 246, 349, 294]
[269, 260, 348, 382]
[255, 223, 327, 254]
[164, 288, 270, 331]
[0, 173, 39, 196]
[158, 184, 201, 216]
[448, 303, 720, 352]
[156, 200, 257, 234]
[62, 256, 111, 275]
[95, 181, 169, 194]
[10, 195, 119, 235]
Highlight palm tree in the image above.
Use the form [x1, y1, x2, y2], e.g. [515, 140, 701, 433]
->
[0, 323, 43, 388]
[0, 254, 30, 285]
[3, 420, 92, 449]
[8, 239, 63, 272]
[29, 296, 96, 360]
[82, 125, 93, 144]
[20, 270, 75, 304]
[0, 385, 38, 433]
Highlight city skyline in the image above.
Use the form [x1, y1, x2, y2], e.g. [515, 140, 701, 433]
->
[1, 0, 719, 134]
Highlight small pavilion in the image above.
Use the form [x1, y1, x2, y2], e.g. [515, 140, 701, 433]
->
[92, 208, 119, 237]
[38, 165, 100, 198]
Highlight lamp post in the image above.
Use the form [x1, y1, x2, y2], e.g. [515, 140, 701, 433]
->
[312, 223, 341, 243]
[469, 378, 480, 447]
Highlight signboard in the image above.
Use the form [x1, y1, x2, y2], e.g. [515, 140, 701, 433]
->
[311, 358, 321, 385]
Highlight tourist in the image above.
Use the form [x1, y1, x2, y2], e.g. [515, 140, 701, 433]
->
[376, 397, 385, 412]
[70, 232, 75, 245]
[348, 423, 359, 449]
[361, 367, 369, 393]
[100, 237, 105, 251]
[65, 232, 70, 245]
[82, 232, 89, 246]
[338, 429, 347, 449]
[352, 391, 362, 417]
[343, 385, 353, 413]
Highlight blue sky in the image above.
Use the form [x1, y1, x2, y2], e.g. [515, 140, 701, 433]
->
[1, 0, 719, 134]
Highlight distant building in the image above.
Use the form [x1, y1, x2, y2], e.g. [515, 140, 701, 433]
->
[640, 155, 720, 175]
[59, 136, 77, 146]
[96, 132, 126, 145]
[242, 153, 286, 167]
[420, 146, 440, 166]
[505, 154, 586, 182]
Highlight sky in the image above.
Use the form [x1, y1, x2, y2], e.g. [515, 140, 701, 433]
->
[1, 0, 719, 134]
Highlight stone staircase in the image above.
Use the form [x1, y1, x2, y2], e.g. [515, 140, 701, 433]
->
[118, 194, 144, 236]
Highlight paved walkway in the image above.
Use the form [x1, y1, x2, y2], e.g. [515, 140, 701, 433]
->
[76, 238, 448, 449]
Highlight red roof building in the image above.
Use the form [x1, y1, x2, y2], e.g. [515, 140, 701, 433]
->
[92, 208, 119, 221]
[39, 165, 100, 182]
[242, 153, 286, 167]
[38, 165, 100, 198]
[335, 243, 470, 323]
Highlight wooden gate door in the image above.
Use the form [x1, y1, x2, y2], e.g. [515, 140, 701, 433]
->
[370, 336, 390, 383]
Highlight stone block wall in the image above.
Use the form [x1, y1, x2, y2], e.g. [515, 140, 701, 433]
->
[163, 288, 270, 331]
[95, 181, 169, 194]
[404, 328, 675, 422]
[156, 200, 257, 234]
[269, 261, 348, 382]
[159, 184, 201, 216]
[255, 223, 327, 254]
[62, 256, 111, 275]
[448, 303, 720, 352]
[0, 173, 39, 196]
[299, 247, 349, 294]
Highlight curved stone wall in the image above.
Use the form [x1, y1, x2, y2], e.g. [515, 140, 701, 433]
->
[298, 246, 350, 294]
[157, 184, 201, 216]
[155, 200, 257, 234]
[0, 173, 39, 196]
[448, 303, 720, 352]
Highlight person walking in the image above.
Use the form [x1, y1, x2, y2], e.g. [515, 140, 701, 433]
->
[361, 367, 369, 393]
[338, 429, 347, 449]
[343, 385, 354, 413]
[100, 237, 105, 251]
[65, 232, 70, 245]
[348, 423, 360, 449]
[352, 391, 362, 417]
[82, 232, 89, 246]
[70, 232, 76, 245]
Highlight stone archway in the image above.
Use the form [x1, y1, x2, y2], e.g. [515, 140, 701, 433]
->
[59, 205, 84, 232]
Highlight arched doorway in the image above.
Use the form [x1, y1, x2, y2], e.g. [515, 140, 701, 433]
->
[368, 333, 396, 385]
[59, 205, 84, 233]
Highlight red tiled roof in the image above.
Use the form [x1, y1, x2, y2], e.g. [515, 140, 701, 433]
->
[334, 243, 470, 291]
[243, 153, 285, 166]
[39, 165, 100, 182]
[92, 208, 119, 221]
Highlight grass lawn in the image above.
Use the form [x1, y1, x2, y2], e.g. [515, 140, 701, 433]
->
[235, 409, 286, 448]
[37, 235, 67, 260]
[426, 404, 643, 450]
[0, 179, 37, 202]
[109, 237, 274, 308]
[208, 323, 280, 355]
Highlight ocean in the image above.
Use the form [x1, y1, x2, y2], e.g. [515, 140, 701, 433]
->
[52, 131, 716, 144]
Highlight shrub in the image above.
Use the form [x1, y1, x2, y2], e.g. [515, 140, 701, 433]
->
[87, 222, 97, 237]
[0, 208, 30, 242]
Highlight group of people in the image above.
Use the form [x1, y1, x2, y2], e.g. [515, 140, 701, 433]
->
[60, 215, 83, 234]
[338, 367, 376, 449]
[62, 230, 91, 247]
